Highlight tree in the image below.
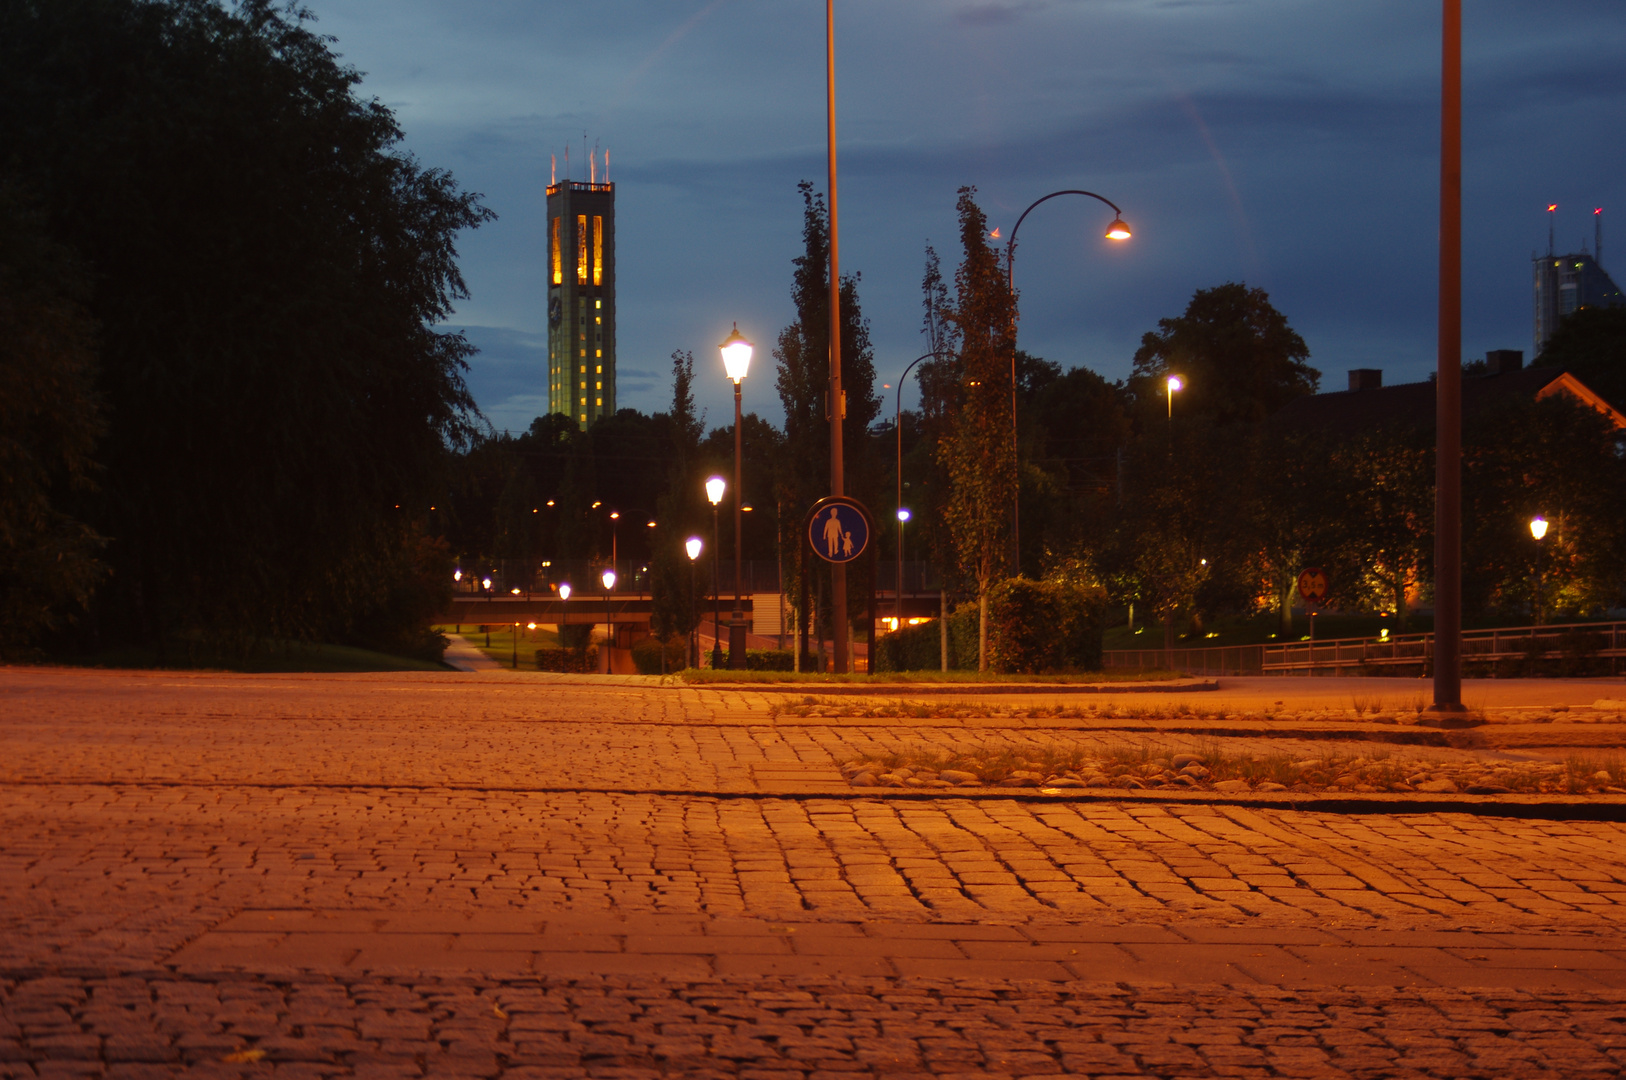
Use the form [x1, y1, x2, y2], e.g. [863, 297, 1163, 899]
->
[938, 187, 1016, 670]
[0, 0, 493, 655]
[772, 181, 879, 647]
[1128, 283, 1318, 428]
[1535, 305, 1626, 411]
[649, 351, 707, 651]
[0, 178, 107, 655]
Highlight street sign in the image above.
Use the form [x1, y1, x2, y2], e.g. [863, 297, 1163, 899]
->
[1297, 567, 1329, 606]
[808, 498, 870, 564]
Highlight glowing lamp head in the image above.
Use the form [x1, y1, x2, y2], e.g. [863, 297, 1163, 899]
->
[558, 582, 571, 601]
[1530, 516, 1549, 541]
[897, 508, 911, 523]
[719, 323, 753, 382]
[481, 577, 492, 590]
[601, 568, 617, 591]
[527, 622, 537, 630]
[685, 536, 703, 561]
[646, 519, 657, 528]
[609, 510, 619, 521]
[1167, 375, 1184, 395]
[453, 569, 462, 582]
[1104, 216, 1132, 241]
[511, 587, 521, 595]
[705, 476, 726, 505]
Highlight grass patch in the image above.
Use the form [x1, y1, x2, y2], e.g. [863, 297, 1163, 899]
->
[62, 641, 450, 673]
[439, 624, 562, 671]
[840, 737, 1601, 795]
[678, 668, 1185, 685]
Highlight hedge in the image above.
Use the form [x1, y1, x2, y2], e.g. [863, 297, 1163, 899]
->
[874, 577, 1106, 674]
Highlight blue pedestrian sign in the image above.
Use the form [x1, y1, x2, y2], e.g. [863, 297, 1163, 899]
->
[808, 498, 870, 564]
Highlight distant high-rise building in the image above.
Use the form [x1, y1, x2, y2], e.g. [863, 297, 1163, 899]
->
[547, 177, 615, 428]
[1533, 251, 1622, 357]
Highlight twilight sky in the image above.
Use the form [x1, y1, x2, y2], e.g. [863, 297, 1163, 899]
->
[308, 0, 1626, 435]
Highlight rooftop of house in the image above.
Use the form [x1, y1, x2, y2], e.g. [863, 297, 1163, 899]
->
[1272, 353, 1625, 436]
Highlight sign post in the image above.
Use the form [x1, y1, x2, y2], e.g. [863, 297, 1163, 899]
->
[801, 497, 877, 673]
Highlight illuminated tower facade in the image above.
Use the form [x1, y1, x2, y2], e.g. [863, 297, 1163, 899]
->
[547, 179, 615, 427]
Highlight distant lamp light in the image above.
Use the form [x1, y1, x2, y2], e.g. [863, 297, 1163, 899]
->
[897, 508, 911, 523]
[719, 323, 754, 383]
[558, 583, 572, 601]
[705, 476, 726, 505]
[646, 519, 657, 528]
[526, 622, 537, 631]
[1530, 516, 1549, 541]
[1167, 375, 1184, 395]
[686, 536, 703, 561]
[546, 500, 555, 507]
[511, 587, 521, 595]
[1105, 216, 1132, 241]
[453, 569, 462, 582]
[1380, 628, 1390, 640]
[481, 577, 492, 591]
[741, 505, 753, 512]
[601, 568, 617, 591]
[609, 510, 619, 520]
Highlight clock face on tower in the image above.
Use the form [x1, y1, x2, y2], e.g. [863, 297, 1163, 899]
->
[548, 295, 562, 328]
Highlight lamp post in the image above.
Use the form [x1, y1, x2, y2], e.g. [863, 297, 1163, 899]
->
[601, 567, 617, 674]
[1004, 191, 1131, 574]
[558, 582, 571, 668]
[1530, 516, 1548, 626]
[686, 536, 703, 669]
[895, 350, 955, 670]
[1166, 374, 1184, 423]
[1431, 0, 1465, 713]
[720, 324, 754, 669]
[608, 510, 620, 581]
[895, 508, 911, 631]
[706, 476, 725, 668]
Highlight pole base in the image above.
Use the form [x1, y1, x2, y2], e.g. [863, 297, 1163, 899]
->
[728, 619, 747, 670]
[1423, 701, 1471, 714]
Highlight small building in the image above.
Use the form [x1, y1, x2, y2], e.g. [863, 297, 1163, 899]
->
[1272, 351, 1626, 437]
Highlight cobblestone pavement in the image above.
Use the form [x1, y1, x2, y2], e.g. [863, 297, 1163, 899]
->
[6, 666, 1626, 1076]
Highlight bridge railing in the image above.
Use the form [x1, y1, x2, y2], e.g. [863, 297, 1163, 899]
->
[1105, 620, 1626, 677]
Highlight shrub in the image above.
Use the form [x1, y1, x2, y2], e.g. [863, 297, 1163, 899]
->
[745, 648, 794, 671]
[631, 635, 689, 674]
[875, 606, 980, 672]
[986, 576, 1107, 674]
[535, 647, 593, 673]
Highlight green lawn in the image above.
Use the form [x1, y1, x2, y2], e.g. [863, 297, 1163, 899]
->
[65, 641, 451, 673]
[438, 624, 563, 671]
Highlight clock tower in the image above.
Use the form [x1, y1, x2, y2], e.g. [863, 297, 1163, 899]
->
[547, 177, 615, 427]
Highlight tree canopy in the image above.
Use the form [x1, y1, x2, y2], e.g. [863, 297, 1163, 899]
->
[0, 0, 492, 654]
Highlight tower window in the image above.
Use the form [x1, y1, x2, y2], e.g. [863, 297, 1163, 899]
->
[550, 217, 561, 285]
[576, 215, 588, 284]
[593, 216, 603, 286]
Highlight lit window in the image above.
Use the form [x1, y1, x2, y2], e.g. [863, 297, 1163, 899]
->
[593, 216, 603, 286]
[579, 349, 586, 357]
[550, 218, 561, 285]
[596, 381, 602, 390]
[580, 413, 586, 422]
[595, 365, 602, 374]
[596, 398, 602, 406]
[596, 349, 602, 358]
[579, 365, 586, 373]
[595, 299, 601, 309]
[595, 316, 601, 325]
[576, 215, 588, 284]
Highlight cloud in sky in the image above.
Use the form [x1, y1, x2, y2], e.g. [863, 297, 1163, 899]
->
[314, 0, 1626, 430]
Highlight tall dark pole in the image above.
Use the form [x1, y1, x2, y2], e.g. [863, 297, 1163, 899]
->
[729, 382, 745, 669]
[1004, 190, 1129, 577]
[1432, 0, 1464, 712]
[711, 504, 723, 669]
[826, 0, 848, 674]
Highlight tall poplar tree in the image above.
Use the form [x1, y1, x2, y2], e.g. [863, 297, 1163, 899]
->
[938, 188, 1015, 670]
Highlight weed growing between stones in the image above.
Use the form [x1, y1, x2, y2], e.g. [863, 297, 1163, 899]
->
[839, 739, 1622, 796]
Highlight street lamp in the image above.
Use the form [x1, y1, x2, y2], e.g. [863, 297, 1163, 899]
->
[686, 536, 704, 669]
[1004, 189, 1131, 575]
[895, 507, 911, 632]
[1530, 516, 1548, 625]
[895, 350, 955, 672]
[1166, 375, 1184, 421]
[706, 475, 725, 669]
[720, 324, 753, 669]
[601, 567, 617, 674]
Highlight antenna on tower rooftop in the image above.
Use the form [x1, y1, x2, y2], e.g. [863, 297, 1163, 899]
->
[1597, 207, 1604, 270]
[1547, 203, 1557, 256]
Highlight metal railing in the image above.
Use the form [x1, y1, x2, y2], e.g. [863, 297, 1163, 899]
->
[1105, 619, 1626, 677]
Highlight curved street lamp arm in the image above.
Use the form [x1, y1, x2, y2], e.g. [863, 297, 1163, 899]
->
[1007, 189, 1124, 259]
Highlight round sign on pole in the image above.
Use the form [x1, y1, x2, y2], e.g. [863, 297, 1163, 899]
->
[807, 498, 870, 564]
[1296, 567, 1329, 607]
